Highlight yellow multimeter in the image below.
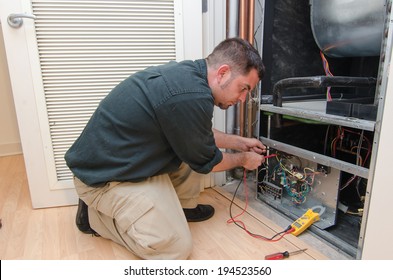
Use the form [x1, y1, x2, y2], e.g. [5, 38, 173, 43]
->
[291, 206, 325, 236]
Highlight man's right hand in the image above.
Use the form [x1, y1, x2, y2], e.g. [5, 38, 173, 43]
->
[211, 151, 265, 172]
[241, 151, 265, 170]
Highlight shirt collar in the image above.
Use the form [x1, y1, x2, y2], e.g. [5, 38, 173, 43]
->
[195, 59, 208, 81]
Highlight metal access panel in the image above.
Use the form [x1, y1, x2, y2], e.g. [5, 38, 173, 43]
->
[257, 150, 341, 230]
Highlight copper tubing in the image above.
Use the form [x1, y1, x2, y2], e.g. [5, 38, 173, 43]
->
[239, 0, 249, 40]
[247, 0, 255, 44]
[247, 0, 255, 137]
[226, 0, 256, 137]
[239, 0, 255, 43]
[238, 0, 255, 137]
[238, 0, 248, 136]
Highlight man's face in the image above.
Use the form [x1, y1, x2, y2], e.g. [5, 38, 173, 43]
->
[214, 67, 259, 110]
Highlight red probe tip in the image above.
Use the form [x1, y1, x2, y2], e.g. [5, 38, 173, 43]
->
[264, 153, 277, 159]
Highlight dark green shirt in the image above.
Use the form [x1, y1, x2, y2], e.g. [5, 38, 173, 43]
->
[65, 59, 223, 186]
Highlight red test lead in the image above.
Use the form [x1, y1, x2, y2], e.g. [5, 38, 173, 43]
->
[264, 153, 277, 159]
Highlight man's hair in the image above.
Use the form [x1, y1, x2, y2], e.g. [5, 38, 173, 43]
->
[206, 37, 265, 80]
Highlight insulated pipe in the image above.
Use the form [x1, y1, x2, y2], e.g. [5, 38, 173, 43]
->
[272, 76, 377, 107]
[226, 0, 239, 38]
[272, 76, 377, 128]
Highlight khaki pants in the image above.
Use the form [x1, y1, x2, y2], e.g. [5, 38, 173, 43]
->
[74, 163, 203, 260]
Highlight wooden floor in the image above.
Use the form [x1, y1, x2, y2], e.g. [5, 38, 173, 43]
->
[0, 154, 327, 260]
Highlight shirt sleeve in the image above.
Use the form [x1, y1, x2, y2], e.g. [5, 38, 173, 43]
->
[155, 93, 223, 174]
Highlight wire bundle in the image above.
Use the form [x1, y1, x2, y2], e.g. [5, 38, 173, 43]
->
[320, 51, 334, 101]
[262, 154, 318, 205]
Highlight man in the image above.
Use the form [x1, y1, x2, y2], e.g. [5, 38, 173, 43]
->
[65, 37, 267, 259]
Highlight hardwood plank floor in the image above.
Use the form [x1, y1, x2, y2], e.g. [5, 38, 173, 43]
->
[0, 154, 327, 260]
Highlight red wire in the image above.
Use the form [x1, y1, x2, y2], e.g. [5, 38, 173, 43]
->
[226, 169, 295, 242]
[320, 51, 333, 101]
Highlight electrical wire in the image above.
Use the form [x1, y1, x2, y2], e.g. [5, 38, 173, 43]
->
[323, 125, 331, 155]
[320, 51, 333, 101]
[227, 169, 294, 242]
[329, 127, 371, 193]
[260, 152, 319, 205]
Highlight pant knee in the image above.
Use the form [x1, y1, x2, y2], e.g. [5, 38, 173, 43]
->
[131, 231, 193, 260]
[173, 234, 193, 259]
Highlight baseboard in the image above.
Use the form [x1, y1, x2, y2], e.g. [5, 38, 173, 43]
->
[0, 142, 22, 156]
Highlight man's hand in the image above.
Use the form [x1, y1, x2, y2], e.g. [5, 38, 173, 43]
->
[212, 150, 266, 172]
[241, 151, 266, 170]
[211, 129, 268, 172]
[238, 137, 266, 154]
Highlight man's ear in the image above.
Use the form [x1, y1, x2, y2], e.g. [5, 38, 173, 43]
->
[216, 64, 230, 84]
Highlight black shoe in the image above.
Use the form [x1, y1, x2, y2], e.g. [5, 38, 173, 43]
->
[76, 199, 97, 235]
[183, 204, 215, 222]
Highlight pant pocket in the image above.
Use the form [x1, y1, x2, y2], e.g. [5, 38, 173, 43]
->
[96, 188, 154, 232]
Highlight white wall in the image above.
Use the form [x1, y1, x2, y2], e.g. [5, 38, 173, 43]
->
[0, 22, 21, 156]
[361, 43, 393, 259]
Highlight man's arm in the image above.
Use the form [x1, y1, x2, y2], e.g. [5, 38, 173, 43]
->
[213, 128, 266, 154]
[212, 129, 267, 172]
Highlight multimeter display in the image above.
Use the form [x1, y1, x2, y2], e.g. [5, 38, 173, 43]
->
[291, 209, 320, 236]
[293, 222, 302, 228]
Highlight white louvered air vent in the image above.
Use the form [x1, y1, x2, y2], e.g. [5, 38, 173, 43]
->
[31, 0, 177, 181]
